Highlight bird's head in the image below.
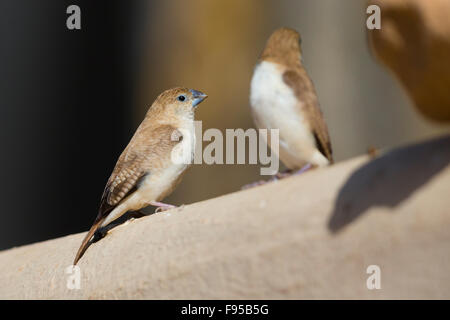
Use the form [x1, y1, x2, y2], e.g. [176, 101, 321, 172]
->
[260, 27, 303, 66]
[150, 87, 208, 118]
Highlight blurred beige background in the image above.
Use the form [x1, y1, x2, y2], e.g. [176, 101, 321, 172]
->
[134, 0, 448, 206]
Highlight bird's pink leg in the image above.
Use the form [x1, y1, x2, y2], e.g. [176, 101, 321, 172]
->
[241, 179, 268, 190]
[241, 169, 291, 190]
[275, 169, 293, 179]
[293, 163, 313, 175]
[148, 201, 177, 213]
[241, 164, 314, 190]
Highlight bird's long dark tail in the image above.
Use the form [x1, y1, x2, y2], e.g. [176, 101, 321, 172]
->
[73, 218, 105, 265]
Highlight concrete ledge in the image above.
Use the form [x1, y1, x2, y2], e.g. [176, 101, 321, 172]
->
[0, 135, 449, 299]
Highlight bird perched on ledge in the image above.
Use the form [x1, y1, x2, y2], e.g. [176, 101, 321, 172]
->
[74, 87, 207, 265]
[250, 27, 333, 176]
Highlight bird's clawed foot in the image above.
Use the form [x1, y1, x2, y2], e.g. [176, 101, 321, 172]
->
[292, 163, 313, 175]
[148, 201, 177, 213]
[241, 172, 285, 190]
[241, 172, 288, 190]
[241, 179, 269, 190]
[275, 164, 313, 178]
[241, 164, 314, 190]
[275, 169, 293, 180]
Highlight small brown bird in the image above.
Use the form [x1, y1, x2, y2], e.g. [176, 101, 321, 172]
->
[250, 27, 333, 173]
[73, 87, 207, 265]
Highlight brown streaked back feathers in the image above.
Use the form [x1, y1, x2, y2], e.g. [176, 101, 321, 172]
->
[96, 124, 182, 223]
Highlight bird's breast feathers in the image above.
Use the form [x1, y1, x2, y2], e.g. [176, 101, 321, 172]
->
[250, 61, 297, 113]
[250, 61, 315, 142]
[143, 121, 195, 194]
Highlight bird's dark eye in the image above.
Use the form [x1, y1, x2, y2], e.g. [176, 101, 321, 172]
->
[177, 95, 186, 102]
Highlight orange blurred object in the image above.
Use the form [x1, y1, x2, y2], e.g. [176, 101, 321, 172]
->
[368, 0, 450, 122]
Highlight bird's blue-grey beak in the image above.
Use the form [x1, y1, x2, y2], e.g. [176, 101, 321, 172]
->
[190, 89, 207, 108]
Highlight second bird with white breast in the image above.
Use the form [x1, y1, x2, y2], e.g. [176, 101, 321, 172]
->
[250, 27, 333, 174]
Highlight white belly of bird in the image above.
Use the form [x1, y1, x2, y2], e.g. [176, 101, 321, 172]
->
[250, 61, 328, 169]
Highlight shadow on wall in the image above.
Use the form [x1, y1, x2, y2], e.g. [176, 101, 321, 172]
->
[329, 135, 450, 232]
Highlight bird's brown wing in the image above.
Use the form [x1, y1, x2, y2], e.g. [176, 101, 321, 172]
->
[282, 69, 333, 163]
[96, 124, 183, 221]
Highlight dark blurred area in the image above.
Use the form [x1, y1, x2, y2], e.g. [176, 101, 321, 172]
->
[0, 0, 448, 250]
[0, 0, 148, 249]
